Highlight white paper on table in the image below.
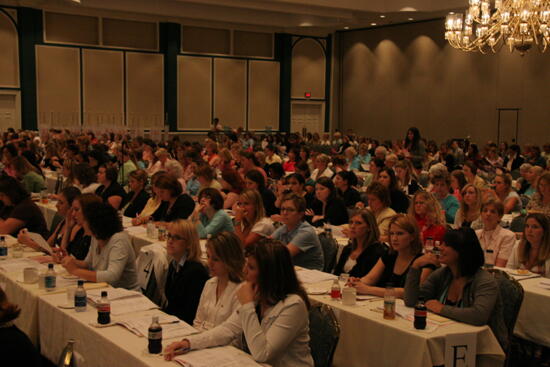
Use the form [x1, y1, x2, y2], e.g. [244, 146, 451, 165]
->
[174, 346, 261, 367]
[87, 288, 142, 304]
[122, 216, 133, 227]
[125, 226, 147, 236]
[116, 313, 197, 338]
[26, 231, 53, 255]
[539, 280, 550, 289]
[0, 258, 43, 273]
[109, 296, 159, 316]
[376, 300, 455, 326]
[329, 225, 346, 239]
[296, 269, 337, 284]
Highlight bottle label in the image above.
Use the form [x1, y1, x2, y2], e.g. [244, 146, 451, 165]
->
[45, 275, 56, 289]
[414, 309, 427, 318]
[75, 295, 87, 308]
[148, 330, 162, 340]
[0, 247, 7, 256]
[97, 304, 110, 313]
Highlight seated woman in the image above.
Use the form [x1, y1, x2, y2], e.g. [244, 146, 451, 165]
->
[404, 227, 506, 348]
[196, 164, 223, 191]
[220, 169, 244, 210]
[408, 191, 446, 245]
[17, 186, 81, 254]
[493, 173, 522, 214]
[450, 170, 467, 202]
[431, 173, 460, 224]
[508, 213, 550, 277]
[334, 209, 388, 277]
[475, 199, 515, 268]
[72, 163, 100, 194]
[12, 156, 46, 194]
[151, 175, 195, 223]
[61, 201, 139, 290]
[164, 238, 314, 367]
[234, 189, 275, 248]
[0, 176, 48, 238]
[95, 165, 126, 210]
[272, 194, 324, 270]
[310, 154, 333, 182]
[122, 169, 150, 218]
[526, 172, 550, 216]
[308, 177, 349, 227]
[394, 160, 420, 196]
[334, 171, 361, 209]
[239, 150, 268, 183]
[0, 287, 41, 367]
[132, 171, 165, 225]
[453, 184, 483, 230]
[463, 161, 487, 189]
[357, 182, 396, 242]
[191, 188, 234, 239]
[194, 231, 245, 331]
[378, 168, 410, 214]
[349, 214, 432, 297]
[163, 219, 209, 325]
[245, 169, 278, 217]
[283, 148, 300, 173]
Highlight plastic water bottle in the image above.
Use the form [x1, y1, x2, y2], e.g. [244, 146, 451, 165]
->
[485, 249, 495, 269]
[0, 235, 7, 259]
[383, 283, 396, 320]
[148, 316, 162, 354]
[57, 339, 75, 367]
[414, 297, 427, 330]
[146, 218, 155, 238]
[97, 291, 111, 324]
[74, 280, 87, 312]
[45, 263, 57, 291]
[330, 279, 341, 300]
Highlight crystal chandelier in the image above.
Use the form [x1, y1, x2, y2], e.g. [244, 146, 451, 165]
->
[445, 0, 550, 55]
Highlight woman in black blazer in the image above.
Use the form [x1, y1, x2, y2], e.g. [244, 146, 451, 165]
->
[151, 175, 195, 222]
[123, 169, 150, 218]
[163, 219, 209, 324]
[378, 168, 410, 213]
[334, 209, 388, 277]
[308, 176, 349, 226]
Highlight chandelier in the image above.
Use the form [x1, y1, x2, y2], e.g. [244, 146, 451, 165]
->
[445, 0, 550, 55]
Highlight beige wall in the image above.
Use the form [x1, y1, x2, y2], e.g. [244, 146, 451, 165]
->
[292, 38, 326, 99]
[0, 11, 19, 88]
[340, 19, 550, 145]
[178, 55, 212, 130]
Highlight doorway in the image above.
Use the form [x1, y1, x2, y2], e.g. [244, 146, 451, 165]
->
[291, 101, 325, 134]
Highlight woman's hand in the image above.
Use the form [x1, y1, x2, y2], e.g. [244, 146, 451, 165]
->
[346, 277, 361, 287]
[52, 247, 68, 263]
[232, 202, 245, 222]
[425, 300, 444, 314]
[237, 281, 257, 305]
[412, 253, 439, 269]
[305, 209, 315, 217]
[61, 256, 78, 273]
[163, 340, 190, 361]
[355, 201, 366, 209]
[311, 215, 324, 223]
[352, 281, 374, 295]
[17, 229, 33, 247]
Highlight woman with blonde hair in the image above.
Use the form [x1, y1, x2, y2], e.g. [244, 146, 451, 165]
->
[233, 189, 275, 247]
[334, 209, 388, 277]
[408, 191, 446, 245]
[310, 154, 333, 181]
[395, 160, 420, 196]
[454, 184, 483, 230]
[194, 232, 245, 331]
[163, 219, 209, 324]
[349, 214, 433, 297]
[508, 213, 550, 277]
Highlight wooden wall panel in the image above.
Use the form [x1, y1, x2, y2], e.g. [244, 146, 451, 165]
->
[181, 26, 230, 55]
[178, 56, 212, 130]
[234, 31, 273, 58]
[291, 38, 326, 99]
[44, 12, 99, 45]
[0, 12, 19, 87]
[248, 60, 279, 130]
[36, 45, 80, 127]
[214, 58, 247, 129]
[103, 18, 157, 50]
[126, 52, 164, 128]
[82, 49, 124, 127]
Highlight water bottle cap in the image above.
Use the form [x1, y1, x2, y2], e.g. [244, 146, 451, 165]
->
[101, 291, 108, 297]
[77, 280, 84, 286]
[48, 263, 54, 269]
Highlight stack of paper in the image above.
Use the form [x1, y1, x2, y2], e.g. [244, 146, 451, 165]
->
[296, 269, 337, 284]
[87, 288, 159, 315]
[174, 346, 261, 367]
[115, 313, 197, 339]
[0, 258, 43, 273]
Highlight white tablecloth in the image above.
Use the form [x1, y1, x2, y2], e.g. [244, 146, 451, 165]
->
[514, 277, 550, 347]
[307, 280, 505, 367]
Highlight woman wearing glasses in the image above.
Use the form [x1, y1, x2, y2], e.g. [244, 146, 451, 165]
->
[163, 219, 209, 324]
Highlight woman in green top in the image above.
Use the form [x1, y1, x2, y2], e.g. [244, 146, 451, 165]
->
[12, 156, 46, 193]
[190, 188, 234, 238]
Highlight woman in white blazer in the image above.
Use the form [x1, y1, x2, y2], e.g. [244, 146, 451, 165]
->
[164, 238, 314, 367]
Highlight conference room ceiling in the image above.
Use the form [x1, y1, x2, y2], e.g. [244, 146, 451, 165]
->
[11, 0, 467, 34]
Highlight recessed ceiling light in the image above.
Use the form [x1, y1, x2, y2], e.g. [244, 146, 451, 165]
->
[370, 22, 377, 26]
[408, 18, 414, 21]
[380, 15, 386, 18]
[299, 22, 313, 27]
[344, 26, 350, 30]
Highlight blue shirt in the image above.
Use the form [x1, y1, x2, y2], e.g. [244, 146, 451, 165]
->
[439, 195, 459, 224]
[272, 221, 324, 271]
[197, 210, 235, 238]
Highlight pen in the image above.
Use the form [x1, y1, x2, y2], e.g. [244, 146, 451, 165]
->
[160, 320, 180, 325]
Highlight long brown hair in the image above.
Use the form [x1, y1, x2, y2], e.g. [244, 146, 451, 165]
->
[206, 232, 245, 283]
[239, 189, 265, 229]
[388, 214, 423, 255]
[519, 213, 550, 264]
[349, 209, 380, 250]
[245, 238, 310, 308]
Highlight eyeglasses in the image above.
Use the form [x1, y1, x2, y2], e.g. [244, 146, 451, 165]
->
[167, 233, 185, 241]
[280, 207, 298, 213]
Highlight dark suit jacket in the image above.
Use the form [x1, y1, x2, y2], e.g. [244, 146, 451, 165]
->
[123, 189, 150, 218]
[163, 260, 209, 324]
[333, 241, 388, 277]
[152, 194, 195, 222]
[311, 197, 349, 226]
[503, 155, 524, 172]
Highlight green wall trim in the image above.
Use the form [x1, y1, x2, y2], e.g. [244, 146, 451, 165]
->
[18, 7, 42, 130]
[159, 22, 180, 132]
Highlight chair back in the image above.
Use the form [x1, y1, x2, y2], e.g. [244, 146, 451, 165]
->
[309, 303, 340, 367]
[318, 232, 338, 273]
[487, 269, 524, 342]
[135, 243, 169, 305]
[509, 214, 526, 233]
